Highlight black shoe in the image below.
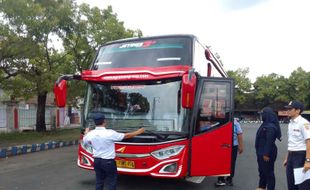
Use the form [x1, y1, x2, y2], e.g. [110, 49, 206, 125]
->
[215, 180, 226, 187]
[226, 179, 233, 186]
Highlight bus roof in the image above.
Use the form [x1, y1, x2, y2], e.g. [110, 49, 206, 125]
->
[90, 34, 227, 78]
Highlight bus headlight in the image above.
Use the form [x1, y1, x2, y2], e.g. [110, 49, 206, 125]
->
[81, 142, 93, 154]
[151, 145, 185, 160]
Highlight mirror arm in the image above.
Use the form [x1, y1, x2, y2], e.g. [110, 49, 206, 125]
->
[56, 74, 81, 85]
[188, 68, 195, 80]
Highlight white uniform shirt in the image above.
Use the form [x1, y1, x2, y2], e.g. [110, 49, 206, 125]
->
[83, 127, 125, 159]
[287, 115, 310, 151]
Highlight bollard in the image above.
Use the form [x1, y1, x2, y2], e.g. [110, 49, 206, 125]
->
[11, 147, 18, 156]
[47, 141, 53, 149]
[31, 144, 37, 152]
[0, 148, 7, 158]
[21, 145, 27, 154]
[40, 143, 45, 151]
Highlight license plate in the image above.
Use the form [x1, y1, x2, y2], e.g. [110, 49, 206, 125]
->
[116, 160, 135, 169]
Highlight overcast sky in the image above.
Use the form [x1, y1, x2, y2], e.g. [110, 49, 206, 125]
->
[77, 0, 310, 82]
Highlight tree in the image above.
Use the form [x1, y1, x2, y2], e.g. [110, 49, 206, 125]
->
[0, 0, 142, 132]
[287, 67, 310, 108]
[0, 0, 75, 132]
[253, 73, 289, 109]
[227, 68, 252, 109]
[0, 24, 37, 100]
[63, 4, 142, 106]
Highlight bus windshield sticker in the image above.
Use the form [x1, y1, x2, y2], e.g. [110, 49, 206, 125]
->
[119, 40, 157, 48]
[101, 43, 184, 54]
[111, 85, 145, 90]
[157, 57, 181, 62]
[96, 61, 112, 65]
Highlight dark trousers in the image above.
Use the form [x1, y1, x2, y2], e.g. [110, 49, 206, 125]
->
[286, 151, 310, 190]
[94, 158, 118, 190]
[257, 148, 277, 190]
[218, 145, 238, 182]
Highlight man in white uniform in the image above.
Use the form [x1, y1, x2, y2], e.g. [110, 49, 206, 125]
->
[283, 100, 310, 190]
[83, 112, 144, 190]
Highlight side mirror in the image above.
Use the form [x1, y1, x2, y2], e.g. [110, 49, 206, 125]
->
[181, 72, 197, 109]
[54, 80, 67, 107]
[53, 74, 81, 108]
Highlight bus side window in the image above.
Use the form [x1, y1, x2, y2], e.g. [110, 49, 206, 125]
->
[196, 115, 220, 134]
[196, 108, 220, 134]
[195, 81, 231, 134]
[215, 99, 226, 118]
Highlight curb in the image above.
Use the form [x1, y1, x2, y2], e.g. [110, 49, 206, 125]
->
[0, 140, 79, 159]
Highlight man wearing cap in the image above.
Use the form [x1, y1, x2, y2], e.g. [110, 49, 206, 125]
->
[83, 112, 145, 190]
[283, 100, 310, 190]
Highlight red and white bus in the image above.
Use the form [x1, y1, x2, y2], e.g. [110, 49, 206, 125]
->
[54, 34, 234, 183]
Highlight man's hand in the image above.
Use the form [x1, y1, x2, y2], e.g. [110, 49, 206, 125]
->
[238, 145, 243, 154]
[283, 158, 287, 167]
[137, 128, 145, 134]
[304, 162, 310, 172]
[263, 155, 270, 162]
[124, 128, 145, 139]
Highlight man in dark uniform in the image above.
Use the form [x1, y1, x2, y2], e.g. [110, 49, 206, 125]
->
[283, 100, 310, 190]
[83, 112, 145, 190]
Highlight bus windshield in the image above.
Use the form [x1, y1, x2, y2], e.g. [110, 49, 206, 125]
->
[84, 80, 188, 134]
[93, 37, 192, 69]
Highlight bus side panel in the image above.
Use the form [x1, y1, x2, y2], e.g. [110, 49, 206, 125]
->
[190, 122, 232, 176]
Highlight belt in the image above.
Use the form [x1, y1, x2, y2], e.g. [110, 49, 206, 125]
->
[94, 157, 115, 160]
[288, 150, 306, 155]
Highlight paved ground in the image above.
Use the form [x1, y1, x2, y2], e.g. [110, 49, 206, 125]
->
[0, 123, 289, 190]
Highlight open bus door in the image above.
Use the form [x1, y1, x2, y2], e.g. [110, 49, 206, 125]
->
[190, 78, 234, 176]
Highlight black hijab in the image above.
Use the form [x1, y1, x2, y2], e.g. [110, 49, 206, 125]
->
[261, 107, 282, 141]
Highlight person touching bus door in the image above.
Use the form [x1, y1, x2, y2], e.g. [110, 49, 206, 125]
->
[283, 100, 310, 190]
[83, 112, 145, 190]
[255, 107, 282, 190]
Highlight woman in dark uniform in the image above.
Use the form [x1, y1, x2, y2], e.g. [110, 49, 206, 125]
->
[255, 107, 282, 190]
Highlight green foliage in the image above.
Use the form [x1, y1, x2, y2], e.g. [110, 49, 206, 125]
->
[227, 68, 252, 108]
[0, 0, 75, 96]
[62, 4, 142, 105]
[1, 75, 34, 100]
[0, 0, 76, 131]
[287, 67, 310, 108]
[254, 73, 290, 109]
[0, 0, 141, 131]
[228, 67, 310, 110]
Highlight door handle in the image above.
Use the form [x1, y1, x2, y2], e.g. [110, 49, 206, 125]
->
[221, 144, 231, 148]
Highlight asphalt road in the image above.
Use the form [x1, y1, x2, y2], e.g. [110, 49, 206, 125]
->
[0, 123, 288, 190]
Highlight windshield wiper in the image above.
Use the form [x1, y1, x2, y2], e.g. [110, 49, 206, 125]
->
[144, 129, 166, 140]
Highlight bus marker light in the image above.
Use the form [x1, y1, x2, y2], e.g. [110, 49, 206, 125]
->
[160, 163, 178, 173]
[82, 156, 91, 166]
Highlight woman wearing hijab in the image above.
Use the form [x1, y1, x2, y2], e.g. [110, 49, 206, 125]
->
[255, 107, 282, 190]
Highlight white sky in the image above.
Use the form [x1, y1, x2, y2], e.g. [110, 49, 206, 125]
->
[77, 0, 310, 82]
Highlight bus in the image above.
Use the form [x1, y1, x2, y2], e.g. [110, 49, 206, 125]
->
[54, 34, 234, 183]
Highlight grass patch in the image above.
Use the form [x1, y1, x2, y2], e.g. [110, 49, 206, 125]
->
[0, 128, 81, 148]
